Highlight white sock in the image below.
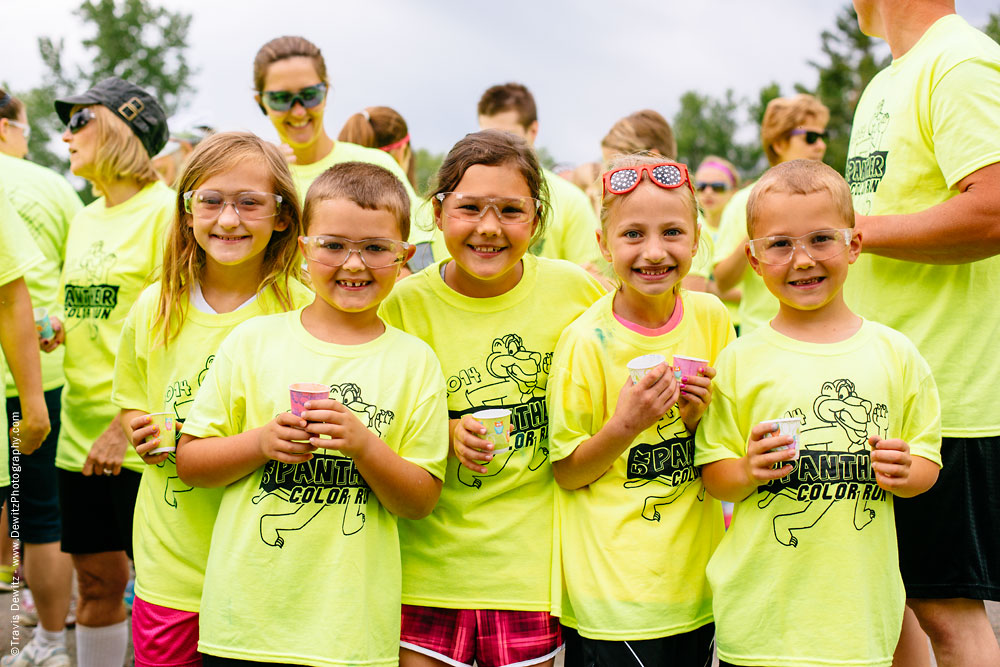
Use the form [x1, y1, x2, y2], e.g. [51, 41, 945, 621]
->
[76, 620, 128, 667]
[33, 626, 66, 649]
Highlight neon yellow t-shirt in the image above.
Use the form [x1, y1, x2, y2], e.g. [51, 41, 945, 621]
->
[180, 310, 448, 666]
[548, 290, 734, 639]
[694, 321, 941, 667]
[380, 255, 605, 610]
[290, 140, 434, 246]
[845, 14, 1000, 437]
[0, 153, 81, 396]
[111, 279, 313, 612]
[55, 180, 174, 474]
[704, 219, 740, 325]
[713, 182, 778, 334]
[0, 186, 45, 487]
[532, 168, 602, 266]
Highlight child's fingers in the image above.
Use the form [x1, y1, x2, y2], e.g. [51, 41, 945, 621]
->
[750, 421, 780, 441]
[699, 365, 717, 380]
[129, 413, 151, 432]
[141, 452, 171, 465]
[131, 424, 159, 447]
[275, 412, 308, 429]
[871, 437, 908, 453]
[276, 425, 312, 443]
[454, 443, 490, 474]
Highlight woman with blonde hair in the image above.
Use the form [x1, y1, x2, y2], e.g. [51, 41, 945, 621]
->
[45, 77, 174, 667]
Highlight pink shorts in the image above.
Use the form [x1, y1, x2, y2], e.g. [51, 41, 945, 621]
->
[400, 604, 562, 667]
[132, 596, 202, 667]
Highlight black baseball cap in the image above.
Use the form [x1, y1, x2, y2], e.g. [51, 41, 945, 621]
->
[55, 77, 169, 158]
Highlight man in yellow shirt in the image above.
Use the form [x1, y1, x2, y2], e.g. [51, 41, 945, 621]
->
[846, 1, 1000, 664]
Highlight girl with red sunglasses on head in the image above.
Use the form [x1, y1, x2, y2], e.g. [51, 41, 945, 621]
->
[547, 154, 735, 667]
[253, 37, 434, 271]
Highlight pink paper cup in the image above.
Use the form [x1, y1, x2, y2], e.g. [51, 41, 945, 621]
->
[289, 383, 330, 417]
[145, 412, 176, 454]
[672, 355, 708, 379]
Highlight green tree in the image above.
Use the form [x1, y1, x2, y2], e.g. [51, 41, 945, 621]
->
[984, 12, 1000, 43]
[673, 90, 740, 170]
[413, 147, 444, 197]
[807, 4, 891, 173]
[17, 0, 194, 183]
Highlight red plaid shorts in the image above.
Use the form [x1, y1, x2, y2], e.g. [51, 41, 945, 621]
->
[400, 604, 562, 667]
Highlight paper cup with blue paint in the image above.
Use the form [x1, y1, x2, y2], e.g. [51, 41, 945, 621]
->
[34, 307, 54, 340]
[146, 412, 177, 454]
[289, 383, 330, 417]
[472, 408, 511, 454]
[627, 354, 666, 384]
[770, 416, 802, 460]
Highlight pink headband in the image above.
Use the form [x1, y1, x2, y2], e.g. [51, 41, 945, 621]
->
[380, 134, 410, 152]
[701, 160, 737, 185]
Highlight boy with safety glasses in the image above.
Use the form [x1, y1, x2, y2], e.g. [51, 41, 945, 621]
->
[695, 159, 942, 667]
[177, 162, 448, 667]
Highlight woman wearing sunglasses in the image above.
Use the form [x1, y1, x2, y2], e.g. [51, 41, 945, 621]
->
[44, 77, 174, 667]
[253, 37, 434, 269]
[0, 89, 81, 667]
[712, 94, 830, 336]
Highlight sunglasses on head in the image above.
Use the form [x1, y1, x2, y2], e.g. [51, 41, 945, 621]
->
[789, 129, 828, 145]
[67, 107, 95, 134]
[602, 162, 694, 197]
[262, 83, 328, 112]
[695, 181, 730, 193]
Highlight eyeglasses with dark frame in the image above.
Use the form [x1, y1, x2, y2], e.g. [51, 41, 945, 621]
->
[789, 129, 829, 145]
[262, 83, 329, 112]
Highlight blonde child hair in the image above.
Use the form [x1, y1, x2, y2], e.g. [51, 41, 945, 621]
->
[154, 131, 303, 345]
[746, 158, 855, 238]
[601, 110, 678, 161]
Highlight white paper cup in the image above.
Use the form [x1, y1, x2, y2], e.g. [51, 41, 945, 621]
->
[627, 354, 666, 384]
[146, 412, 176, 454]
[34, 307, 54, 340]
[472, 408, 511, 454]
[770, 417, 802, 460]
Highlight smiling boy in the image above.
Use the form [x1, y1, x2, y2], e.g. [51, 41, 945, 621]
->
[176, 162, 448, 667]
[694, 160, 942, 667]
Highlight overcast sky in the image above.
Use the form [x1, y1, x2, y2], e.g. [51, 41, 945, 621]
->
[3, 0, 997, 166]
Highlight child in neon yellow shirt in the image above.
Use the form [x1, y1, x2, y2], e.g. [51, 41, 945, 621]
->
[177, 161, 448, 667]
[381, 130, 603, 667]
[547, 155, 733, 665]
[111, 132, 313, 667]
[695, 160, 942, 667]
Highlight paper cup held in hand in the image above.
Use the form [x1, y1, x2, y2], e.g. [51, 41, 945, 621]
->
[289, 383, 330, 417]
[34, 307, 54, 340]
[627, 354, 666, 384]
[472, 408, 511, 454]
[770, 416, 802, 460]
[672, 354, 708, 379]
[146, 412, 176, 454]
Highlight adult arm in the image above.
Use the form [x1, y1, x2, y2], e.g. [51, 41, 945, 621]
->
[856, 161, 1000, 263]
[0, 277, 49, 454]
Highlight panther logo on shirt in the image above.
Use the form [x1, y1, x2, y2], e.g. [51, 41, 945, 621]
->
[250, 382, 392, 547]
[624, 409, 704, 522]
[446, 333, 551, 489]
[846, 100, 891, 212]
[63, 241, 119, 339]
[757, 378, 890, 547]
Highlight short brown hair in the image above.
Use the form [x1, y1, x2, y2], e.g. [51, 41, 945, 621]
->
[477, 83, 537, 130]
[0, 90, 24, 121]
[253, 36, 328, 95]
[760, 94, 830, 167]
[90, 104, 159, 192]
[430, 130, 549, 244]
[601, 110, 677, 161]
[305, 162, 410, 240]
[746, 159, 854, 237]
